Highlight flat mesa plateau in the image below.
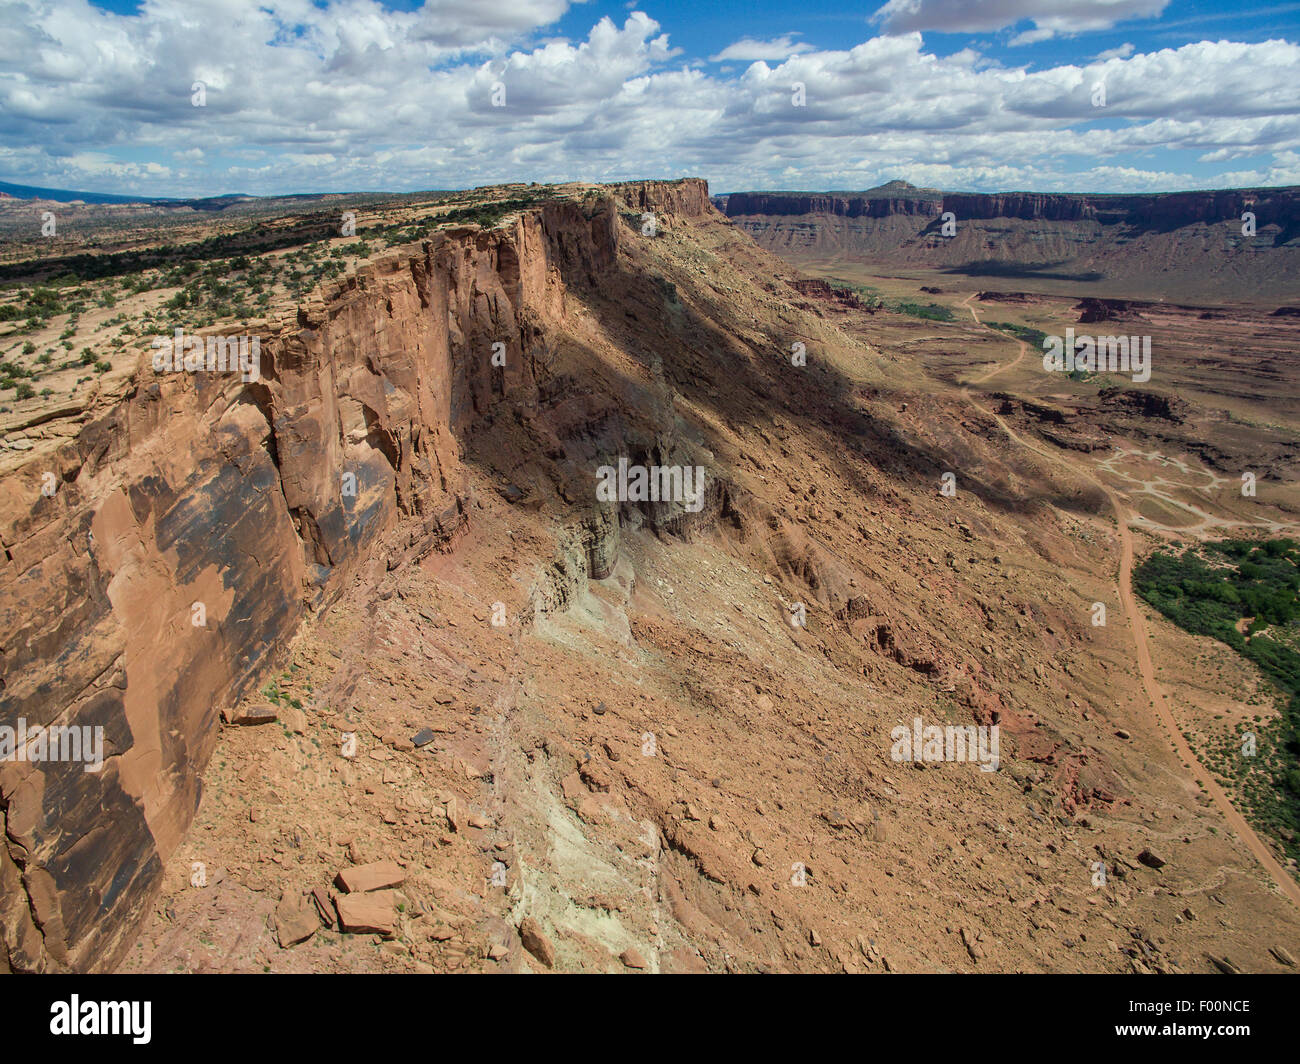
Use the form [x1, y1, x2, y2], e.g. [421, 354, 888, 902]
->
[2, 179, 1298, 973]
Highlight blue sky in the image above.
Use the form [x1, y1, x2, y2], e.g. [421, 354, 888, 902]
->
[2, 0, 1298, 197]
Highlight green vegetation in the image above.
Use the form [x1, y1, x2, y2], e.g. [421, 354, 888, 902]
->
[824, 278, 889, 311]
[0, 359, 36, 392]
[0, 286, 64, 325]
[822, 278, 957, 321]
[987, 321, 1094, 379]
[363, 193, 552, 247]
[0, 216, 344, 285]
[128, 247, 344, 324]
[0, 193, 557, 346]
[260, 678, 301, 710]
[1135, 538, 1300, 860]
[887, 300, 956, 322]
[988, 320, 1049, 350]
[435, 195, 547, 229]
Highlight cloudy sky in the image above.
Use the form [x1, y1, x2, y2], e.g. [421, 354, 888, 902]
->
[1, 0, 1298, 197]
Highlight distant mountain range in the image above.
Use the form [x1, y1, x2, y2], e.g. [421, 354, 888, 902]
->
[0, 180, 445, 213]
[0, 181, 360, 212]
[0, 180, 273, 209]
[0, 180, 180, 204]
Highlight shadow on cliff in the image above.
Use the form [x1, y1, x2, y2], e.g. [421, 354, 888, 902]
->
[466, 212, 1102, 536]
[939, 260, 1105, 284]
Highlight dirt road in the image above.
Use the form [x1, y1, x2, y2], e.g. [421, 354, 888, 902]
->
[961, 293, 1028, 385]
[959, 293, 1300, 909]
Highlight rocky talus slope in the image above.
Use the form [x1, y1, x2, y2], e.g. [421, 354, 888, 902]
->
[4, 179, 1298, 972]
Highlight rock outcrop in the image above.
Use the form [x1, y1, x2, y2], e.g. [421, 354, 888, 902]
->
[0, 180, 709, 972]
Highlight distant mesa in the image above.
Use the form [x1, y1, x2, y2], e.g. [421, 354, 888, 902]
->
[0, 180, 160, 205]
[718, 182, 1300, 303]
[719, 183, 1300, 226]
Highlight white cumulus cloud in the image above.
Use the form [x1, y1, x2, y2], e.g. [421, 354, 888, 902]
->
[872, 0, 1170, 40]
[710, 35, 815, 61]
[0, 1, 1294, 196]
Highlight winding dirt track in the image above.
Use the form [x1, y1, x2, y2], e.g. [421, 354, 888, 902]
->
[957, 294, 1300, 909]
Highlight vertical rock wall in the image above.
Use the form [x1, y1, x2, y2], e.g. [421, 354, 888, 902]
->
[0, 183, 685, 971]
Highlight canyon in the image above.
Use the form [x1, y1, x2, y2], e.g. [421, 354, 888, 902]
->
[2, 178, 1299, 973]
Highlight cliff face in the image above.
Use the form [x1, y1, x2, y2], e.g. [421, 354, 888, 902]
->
[724, 186, 1300, 228]
[722, 185, 1300, 301]
[0, 183, 714, 972]
[724, 192, 940, 219]
[618, 179, 715, 218]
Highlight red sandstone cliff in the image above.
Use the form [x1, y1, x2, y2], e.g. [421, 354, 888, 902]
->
[0, 180, 711, 972]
